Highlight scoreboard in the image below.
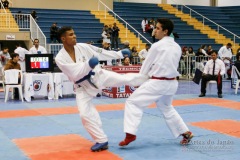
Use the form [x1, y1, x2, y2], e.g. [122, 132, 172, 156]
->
[30, 57, 49, 69]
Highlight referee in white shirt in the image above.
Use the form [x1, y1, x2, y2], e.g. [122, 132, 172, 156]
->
[29, 39, 47, 54]
[199, 50, 225, 98]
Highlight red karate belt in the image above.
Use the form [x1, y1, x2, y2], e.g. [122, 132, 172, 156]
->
[151, 76, 175, 80]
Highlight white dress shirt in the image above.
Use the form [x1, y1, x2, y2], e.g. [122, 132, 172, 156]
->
[203, 58, 225, 76]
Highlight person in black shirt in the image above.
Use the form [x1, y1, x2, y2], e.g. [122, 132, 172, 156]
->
[2, 0, 9, 9]
[111, 23, 120, 49]
[31, 10, 38, 21]
[50, 22, 59, 43]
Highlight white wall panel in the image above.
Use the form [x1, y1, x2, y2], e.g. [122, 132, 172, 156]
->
[167, 0, 210, 6]
[217, 0, 240, 6]
[123, 0, 162, 3]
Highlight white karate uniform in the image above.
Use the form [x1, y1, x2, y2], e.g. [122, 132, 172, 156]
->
[55, 43, 148, 143]
[218, 46, 232, 76]
[0, 51, 11, 68]
[29, 45, 47, 54]
[123, 37, 189, 138]
[141, 19, 148, 32]
[101, 31, 111, 44]
[14, 47, 29, 72]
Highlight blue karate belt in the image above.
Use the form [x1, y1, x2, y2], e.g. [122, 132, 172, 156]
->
[75, 71, 98, 89]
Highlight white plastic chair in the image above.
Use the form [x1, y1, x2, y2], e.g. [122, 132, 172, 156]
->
[232, 66, 240, 94]
[206, 80, 217, 94]
[4, 69, 24, 102]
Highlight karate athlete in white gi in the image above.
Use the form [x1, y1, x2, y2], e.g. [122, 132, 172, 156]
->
[14, 43, 29, 72]
[119, 18, 193, 147]
[55, 26, 148, 152]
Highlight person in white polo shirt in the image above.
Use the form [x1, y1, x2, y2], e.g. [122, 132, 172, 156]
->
[29, 39, 47, 54]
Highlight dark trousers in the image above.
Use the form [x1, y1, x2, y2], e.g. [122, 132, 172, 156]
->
[50, 35, 59, 43]
[13, 78, 21, 99]
[13, 88, 19, 99]
[201, 74, 222, 94]
[111, 36, 119, 49]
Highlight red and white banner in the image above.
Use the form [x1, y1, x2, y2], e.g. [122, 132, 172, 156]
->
[102, 65, 140, 98]
[103, 65, 141, 73]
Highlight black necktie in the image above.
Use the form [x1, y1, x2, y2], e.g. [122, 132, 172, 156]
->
[212, 60, 215, 76]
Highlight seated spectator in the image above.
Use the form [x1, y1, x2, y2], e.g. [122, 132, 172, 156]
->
[233, 52, 240, 79]
[122, 57, 132, 66]
[188, 47, 195, 77]
[2, 0, 9, 9]
[118, 57, 132, 66]
[4, 53, 21, 71]
[199, 51, 225, 98]
[179, 46, 188, 76]
[145, 23, 153, 35]
[130, 46, 139, 65]
[4, 53, 21, 99]
[200, 44, 208, 56]
[31, 10, 38, 21]
[139, 43, 151, 64]
[122, 40, 130, 50]
[50, 22, 59, 43]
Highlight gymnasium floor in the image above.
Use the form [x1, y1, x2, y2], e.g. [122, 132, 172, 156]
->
[0, 80, 239, 160]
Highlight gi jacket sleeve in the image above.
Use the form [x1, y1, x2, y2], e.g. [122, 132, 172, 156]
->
[87, 44, 123, 60]
[55, 48, 92, 83]
[55, 43, 123, 83]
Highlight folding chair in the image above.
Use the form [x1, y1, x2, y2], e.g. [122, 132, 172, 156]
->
[206, 80, 217, 94]
[4, 69, 24, 102]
